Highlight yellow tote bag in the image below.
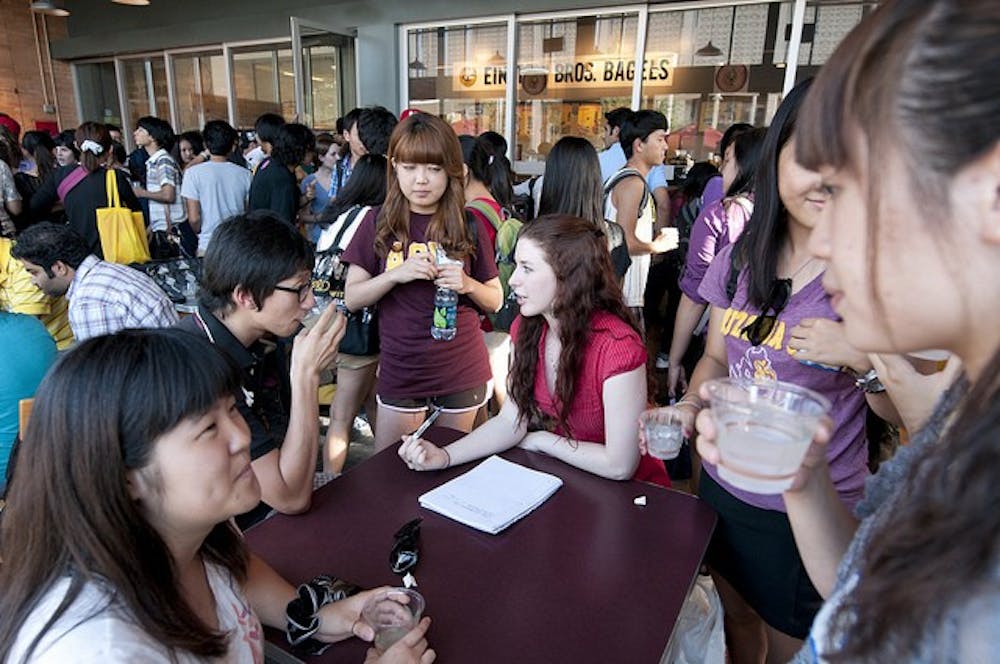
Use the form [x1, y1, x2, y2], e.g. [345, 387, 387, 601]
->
[97, 168, 150, 264]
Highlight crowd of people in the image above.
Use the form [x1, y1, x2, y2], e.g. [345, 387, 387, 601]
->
[0, 0, 997, 661]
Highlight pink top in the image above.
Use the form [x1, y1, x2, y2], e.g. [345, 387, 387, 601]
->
[511, 311, 670, 487]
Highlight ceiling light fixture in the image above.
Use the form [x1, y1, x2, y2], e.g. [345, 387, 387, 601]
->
[30, 0, 71, 16]
[695, 41, 723, 57]
[112, 0, 152, 5]
[488, 50, 505, 65]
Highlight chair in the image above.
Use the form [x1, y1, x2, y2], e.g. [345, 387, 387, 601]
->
[18, 398, 32, 439]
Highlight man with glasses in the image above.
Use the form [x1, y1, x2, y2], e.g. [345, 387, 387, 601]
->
[179, 211, 346, 528]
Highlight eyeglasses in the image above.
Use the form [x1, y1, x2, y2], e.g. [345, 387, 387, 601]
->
[390, 518, 422, 575]
[742, 278, 792, 347]
[273, 282, 313, 303]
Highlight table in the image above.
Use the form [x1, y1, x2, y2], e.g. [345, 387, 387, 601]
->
[248, 428, 716, 664]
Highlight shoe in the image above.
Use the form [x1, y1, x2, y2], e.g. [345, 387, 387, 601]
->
[655, 353, 670, 370]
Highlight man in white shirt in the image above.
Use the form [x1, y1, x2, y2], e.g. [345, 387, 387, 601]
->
[132, 116, 186, 258]
[181, 120, 252, 255]
[604, 110, 678, 321]
[598, 107, 633, 183]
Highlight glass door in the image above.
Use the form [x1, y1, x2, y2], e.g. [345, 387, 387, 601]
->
[291, 18, 357, 131]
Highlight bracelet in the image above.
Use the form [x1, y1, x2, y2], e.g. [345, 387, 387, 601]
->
[441, 446, 451, 468]
[285, 575, 360, 656]
[675, 394, 704, 411]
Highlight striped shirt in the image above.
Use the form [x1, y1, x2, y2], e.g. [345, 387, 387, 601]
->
[66, 255, 179, 341]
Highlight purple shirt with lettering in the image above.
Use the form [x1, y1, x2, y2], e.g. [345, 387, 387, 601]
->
[698, 244, 869, 512]
[342, 208, 497, 400]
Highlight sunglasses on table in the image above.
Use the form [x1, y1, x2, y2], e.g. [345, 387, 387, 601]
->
[391, 517, 422, 576]
[742, 278, 792, 347]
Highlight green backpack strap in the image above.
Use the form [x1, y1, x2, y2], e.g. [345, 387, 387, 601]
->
[466, 199, 504, 233]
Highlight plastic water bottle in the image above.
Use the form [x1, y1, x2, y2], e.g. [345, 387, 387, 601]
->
[431, 286, 457, 341]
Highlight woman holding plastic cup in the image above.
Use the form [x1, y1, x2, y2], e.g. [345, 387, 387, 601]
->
[694, 1, 1000, 661]
[641, 78, 879, 663]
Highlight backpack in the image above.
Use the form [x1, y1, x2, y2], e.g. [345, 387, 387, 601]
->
[466, 199, 523, 332]
[602, 167, 652, 221]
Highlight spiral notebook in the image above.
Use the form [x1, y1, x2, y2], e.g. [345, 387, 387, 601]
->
[418, 455, 563, 534]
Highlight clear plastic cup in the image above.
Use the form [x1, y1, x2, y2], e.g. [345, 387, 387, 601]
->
[640, 409, 684, 460]
[361, 588, 425, 654]
[704, 377, 830, 494]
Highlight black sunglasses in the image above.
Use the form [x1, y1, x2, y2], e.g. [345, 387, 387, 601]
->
[742, 278, 792, 347]
[390, 518, 422, 575]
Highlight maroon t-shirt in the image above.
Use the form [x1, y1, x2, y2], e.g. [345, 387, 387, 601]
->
[342, 208, 498, 400]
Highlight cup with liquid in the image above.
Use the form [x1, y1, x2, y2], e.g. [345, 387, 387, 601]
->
[361, 588, 425, 654]
[639, 409, 685, 460]
[704, 377, 830, 494]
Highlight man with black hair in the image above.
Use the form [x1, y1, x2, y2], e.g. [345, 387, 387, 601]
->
[599, 107, 633, 183]
[12, 222, 177, 341]
[248, 123, 315, 224]
[180, 120, 252, 255]
[333, 108, 363, 197]
[604, 109, 677, 322]
[178, 211, 345, 527]
[132, 116, 186, 258]
[245, 112, 285, 172]
[356, 106, 398, 157]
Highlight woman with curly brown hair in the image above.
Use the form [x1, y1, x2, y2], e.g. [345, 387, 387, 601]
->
[399, 213, 669, 487]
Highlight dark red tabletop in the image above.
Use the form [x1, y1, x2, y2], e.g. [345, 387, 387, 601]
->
[247, 428, 716, 664]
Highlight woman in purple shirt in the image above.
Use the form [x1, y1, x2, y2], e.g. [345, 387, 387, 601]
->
[666, 127, 766, 396]
[644, 78, 880, 663]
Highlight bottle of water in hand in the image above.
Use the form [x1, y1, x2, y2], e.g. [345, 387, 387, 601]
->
[431, 246, 459, 341]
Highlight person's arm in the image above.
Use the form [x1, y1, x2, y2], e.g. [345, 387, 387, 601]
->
[134, 182, 176, 203]
[666, 294, 708, 396]
[868, 352, 963, 433]
[652, 186, 672, 229]
[344, 256, 437, 311]
[244, 552, 383, 643]
[434, 263, 502, 314]
[4, 198, 22, 217]
[519, 365, 644, 480]
[251, 306, 346, 513]
[185, 197, 202, 233]
[398, 389, 528, 470]
[612, 178, 674, 255]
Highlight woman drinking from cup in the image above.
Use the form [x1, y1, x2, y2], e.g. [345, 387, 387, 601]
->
[0, 329, 434, 663]
[642, 79, 876, 662]
[399, 214, 669, 487]
[698, 0, 1000, 661]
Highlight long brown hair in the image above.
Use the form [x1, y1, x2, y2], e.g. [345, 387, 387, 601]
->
[375, 113, 474, 260]
[508, 214, 641, 436]
[0, 329, 249, 661]
[796, 0, 1000, 659]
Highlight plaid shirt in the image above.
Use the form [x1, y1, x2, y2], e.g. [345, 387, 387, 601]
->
[67, 255, 179, 341]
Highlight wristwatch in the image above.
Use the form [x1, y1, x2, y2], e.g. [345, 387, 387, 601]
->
[854, 368, 886, 394]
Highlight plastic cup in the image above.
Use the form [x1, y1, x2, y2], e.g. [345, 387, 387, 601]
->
[640, 409, 684, 460]
[361, 588, 425, 654]
[704, 378, 830, 494]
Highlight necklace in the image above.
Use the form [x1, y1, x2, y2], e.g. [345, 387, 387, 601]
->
[784, 255, 818, 282]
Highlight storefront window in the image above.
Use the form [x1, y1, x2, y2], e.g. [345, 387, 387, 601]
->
[231, 44, 296, 128]
[404, 22, 509, 139]
[122, 56, 169, 129]
[76, 62, 121, 127]
[779, 1, 873, 81]
[514, 12, 639, 164]
[641, 3, 777, 162]
[171, 51, 228, 132]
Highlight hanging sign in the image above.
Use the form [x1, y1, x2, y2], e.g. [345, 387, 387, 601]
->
[451, 53, 677, 93]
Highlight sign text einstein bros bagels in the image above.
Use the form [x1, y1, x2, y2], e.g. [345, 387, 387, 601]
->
[451, 54, 677, 94]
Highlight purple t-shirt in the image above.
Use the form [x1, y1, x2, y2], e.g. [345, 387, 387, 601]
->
[342, 207, 498, 400]
[698, 244, 869, 513]
[701, 175, 724, 210]
[679, 195, 753, 304]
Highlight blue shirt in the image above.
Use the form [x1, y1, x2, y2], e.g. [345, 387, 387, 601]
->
[599, 143, 627, 184]
[0, 313, 56, 485]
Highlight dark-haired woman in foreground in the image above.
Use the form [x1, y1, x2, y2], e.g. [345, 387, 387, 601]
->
[0, 329, 434, 663]
[399, 214, 669, 487]
[696, 0, 1000, 661]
